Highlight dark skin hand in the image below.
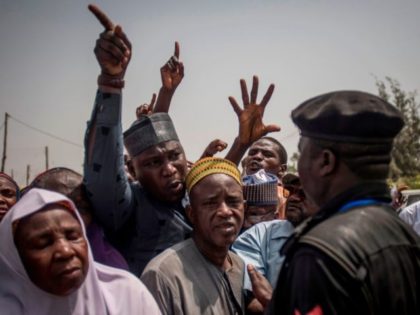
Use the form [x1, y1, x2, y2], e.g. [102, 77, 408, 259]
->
[225, 76, 280, 164]
[87, 4, 131, 164]
[248, 264, 273, 312]
[136, 93, 157, 118]
[154, 41, 185, 113]
[88, 4, 131, 91]
[200, 139, 228, 159]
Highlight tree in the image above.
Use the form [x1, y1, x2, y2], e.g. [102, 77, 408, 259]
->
[287, 152, 300, 174]
[376, 77, 420, 180]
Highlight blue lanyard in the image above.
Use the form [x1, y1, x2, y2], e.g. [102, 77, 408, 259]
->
[338, 198, 380, 213]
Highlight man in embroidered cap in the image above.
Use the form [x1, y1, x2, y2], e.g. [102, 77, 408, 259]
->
[241, 169, 279, 230]
[141, 157, 245, 315]
[268, 91, 420, 315]
[84, 5, 192, 277]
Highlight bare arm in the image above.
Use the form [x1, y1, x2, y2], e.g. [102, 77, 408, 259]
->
[84, 4, 134, 231]
[154, 42, 185, 113]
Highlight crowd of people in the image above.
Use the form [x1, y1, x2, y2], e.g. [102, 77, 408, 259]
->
[0, 4, 419, 315]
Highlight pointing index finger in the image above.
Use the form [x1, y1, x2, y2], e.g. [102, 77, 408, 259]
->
[88, 4, 115, 31]
[174, 41, 180, 59]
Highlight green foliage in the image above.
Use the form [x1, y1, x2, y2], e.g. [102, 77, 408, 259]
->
[287, 152, 299, 174]
[376, 77, 420, 181]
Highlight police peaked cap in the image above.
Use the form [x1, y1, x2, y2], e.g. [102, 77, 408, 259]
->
[291, 90, 404, 144]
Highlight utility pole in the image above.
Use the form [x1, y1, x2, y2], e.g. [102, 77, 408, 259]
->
[45, 146, 49, 170]
[26, 164, 30, 186]
[1, 112, 9, 172]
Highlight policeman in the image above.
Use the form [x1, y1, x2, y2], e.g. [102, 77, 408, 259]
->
[269, 91, 420, 315]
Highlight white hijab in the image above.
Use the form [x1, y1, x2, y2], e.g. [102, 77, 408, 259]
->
[0, 188, 161, 315]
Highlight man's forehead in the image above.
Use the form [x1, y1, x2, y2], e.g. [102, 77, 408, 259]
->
[0, 177, 17, 189]
[136, 140, 183, 157]
[250, 139, 276, 150]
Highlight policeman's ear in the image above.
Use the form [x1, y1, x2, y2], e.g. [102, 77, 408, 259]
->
[319, 149, 337, 176]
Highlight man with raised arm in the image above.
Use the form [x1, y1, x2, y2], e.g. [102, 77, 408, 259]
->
[84, 5, 279, 277]
[84, 5, 191, 276]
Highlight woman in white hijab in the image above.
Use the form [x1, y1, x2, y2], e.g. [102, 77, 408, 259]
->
[0, 188, 161, 315]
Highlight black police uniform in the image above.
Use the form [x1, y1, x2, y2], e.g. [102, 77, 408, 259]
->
[269, 182, 420, 315]
[268, 91, 420, 314]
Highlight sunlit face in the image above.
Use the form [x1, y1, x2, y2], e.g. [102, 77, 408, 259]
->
[245, 139, 283, 177]
[14, 206, 89, 296]
[0, 177, 18, 222]
[243, 204, 278, 229]
[188, 174, 244, 251]
[131, 140, 188, 204]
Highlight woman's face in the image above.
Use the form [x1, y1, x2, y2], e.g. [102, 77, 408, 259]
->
[14, 206, 89, 296]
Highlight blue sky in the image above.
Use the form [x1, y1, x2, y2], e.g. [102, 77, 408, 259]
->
[1, 0, 419, 185]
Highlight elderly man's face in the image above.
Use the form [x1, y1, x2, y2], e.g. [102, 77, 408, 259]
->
[132, 140, 188, 204]
[14, 206, 89, 296]
[188, 174, 244, 251]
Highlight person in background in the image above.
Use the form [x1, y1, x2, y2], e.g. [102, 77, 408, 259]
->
[399, 199, 420, 236]
[232, 174, 318, 314]
[391, 183, 409, 212]
[242, 169, 279, 231]
[241, 137, 288, 219]
[0, 172, 20, 222]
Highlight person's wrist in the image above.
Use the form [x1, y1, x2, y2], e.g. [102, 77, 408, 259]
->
[160, 86, 175, 95]
[98, 73, 125, 89]
[234, 136, 251, 150]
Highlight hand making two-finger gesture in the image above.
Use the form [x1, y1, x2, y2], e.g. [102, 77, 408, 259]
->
[229, 76, 280, 146]
[88, 4, 132, 89]
[160, 41, 184, 92]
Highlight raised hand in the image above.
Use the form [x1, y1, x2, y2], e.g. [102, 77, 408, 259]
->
[200, 139, 228, 159]
[229, 76, 280, 146]
[136, 93, 157, 118]
[153, 42, 185, 113]
[88, 4, 131, 88]
[160, 42, 184, 92]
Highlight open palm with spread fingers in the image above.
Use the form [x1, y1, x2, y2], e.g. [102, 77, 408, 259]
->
[229, 76, 280, 146]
